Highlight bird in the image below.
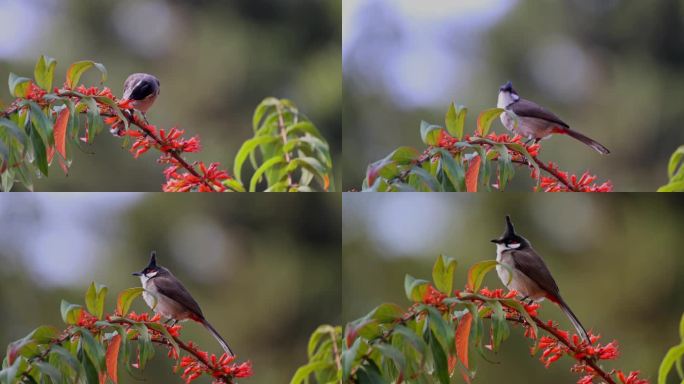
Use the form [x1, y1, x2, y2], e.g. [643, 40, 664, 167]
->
[111, 73, 160, 136]
[132, 251, 234, 356]
[496, 81, 610, 155]
[491, 215, 590, 342]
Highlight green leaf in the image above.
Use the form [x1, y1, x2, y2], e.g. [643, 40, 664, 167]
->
[495, 143, 514, 191]
[116, 287, 144, 316]
[8, 73, 31, 98]
[29, 325, 58, 343]
[667, 146, 684, 180]
[83, 97, 102, 142]
[286, 157, 329, 188]
[420, 121, 444, 146]
[233, 135, 280, 183]
[429, 329, 449, 384]
[34, 361, 62, 383]
[34, 55, 57, 91]
[286, 121, 324, 140]
[342, 338, 361, 381]
[445, 103, 467, 139]
[679, 312, 684, 340]
[27, 101, 53, 146]
[307, 325, 338, 358]
[289, 361, 331, 384]
[404, 274, 430, 302]
[387, 146, 420, 165]
[252, 97, 279, 131]
[376, 344, 406, 374]
[434, 148, 465, 191]
[657, 181, 684, 192]
[658, 343, 684, 384]
[95, 96, 128, 131]
[66, 61, 107, 88]
[85, 282, 108, 320]
[393, 325, 426, 355]
[60, 300, 82, 325]
[476, 108, 504, 136]
[489, 301, 510, 351]
[29, 127, 48, 176]
[356, 360, 386, 384]
[134, 324, 154, 369]
[50, 345, 82, 380]
[223, 178, 246, 192]
[249, 156, 286, 192]
[501, 299, 538, 339]
[78, 327, 105, 372]
[369, 303, 404, 324]
[408, 166, 441, 191]
[79, 343, 99, 384]
[0, 118, 28, 147]
[466, 260, 498, 291]
[432, 255, 457, 294]
[425, 305, 454, 353]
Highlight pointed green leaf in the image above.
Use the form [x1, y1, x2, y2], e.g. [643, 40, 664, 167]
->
[445, 103, 467, 139]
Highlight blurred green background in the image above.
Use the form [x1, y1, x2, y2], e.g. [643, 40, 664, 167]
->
[0, 0, 341, 191]
[343, 193, 684, 383]
[0, 193, 341, 383]
[343, 0, 684, 191]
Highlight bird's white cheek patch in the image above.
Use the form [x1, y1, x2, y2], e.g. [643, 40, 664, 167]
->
[146, 271, 158, 278]
[507, 243, 521, 249]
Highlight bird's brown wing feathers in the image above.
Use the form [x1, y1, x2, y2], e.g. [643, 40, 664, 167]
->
[509, 99, 569, 128]
[152, 276, 205, 318]
[510, 249, 561, 297]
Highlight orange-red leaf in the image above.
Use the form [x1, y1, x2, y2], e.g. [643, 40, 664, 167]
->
[465, 156, 481, 192]
[455, 313, 472, 383]
[54, 107, 70, 159]
[105, 334, 122, 384]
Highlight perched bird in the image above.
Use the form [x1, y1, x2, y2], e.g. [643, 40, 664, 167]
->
[497, 81, 609, 155]
[491, 216, 590, 342]
[111, 73, 160, 136]
[132, 251, 234, 356]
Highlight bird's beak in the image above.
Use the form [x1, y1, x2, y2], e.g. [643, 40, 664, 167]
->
[491, 238, 501, 243]
[132, 272, 142, 276]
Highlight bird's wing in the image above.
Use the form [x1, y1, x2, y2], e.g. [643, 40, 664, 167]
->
[152, 275, 205, 318]
[510, 249, 561, 297]
[509, 99, 569, 128]
[126, 80, 154, 101]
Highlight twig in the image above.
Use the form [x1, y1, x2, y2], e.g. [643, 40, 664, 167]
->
[275, 103, 294, 188]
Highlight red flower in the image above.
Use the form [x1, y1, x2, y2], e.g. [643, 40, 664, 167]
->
[478, 287, 517, 299]
[77, 310, 98, 329]
[437, 130, 458, 148]
[616, 370, 649, 384]
[422, 285, 447, 306]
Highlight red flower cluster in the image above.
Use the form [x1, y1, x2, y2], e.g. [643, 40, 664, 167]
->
[478, 287, 518, 299]
[125, 311, 162, 322]
[25, 82, 47, 101]
[163, 161, 230, 192]
[537, 162, 613, 192]
[422, 285, 447, 307]
[533, 323, 637, 384]
[76, 310, 99, 330]
[180, 344, 252, 384]
[615, 370, 649, 384]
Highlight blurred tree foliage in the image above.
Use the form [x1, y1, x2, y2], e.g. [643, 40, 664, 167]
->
[0, 0, 341, 191]
[0, 193, 341, 383]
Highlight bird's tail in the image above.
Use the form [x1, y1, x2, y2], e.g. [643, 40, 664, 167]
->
[562, 128, 610, 155]
[557, 297, 590, 343]
[200, 319, 234, 356]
